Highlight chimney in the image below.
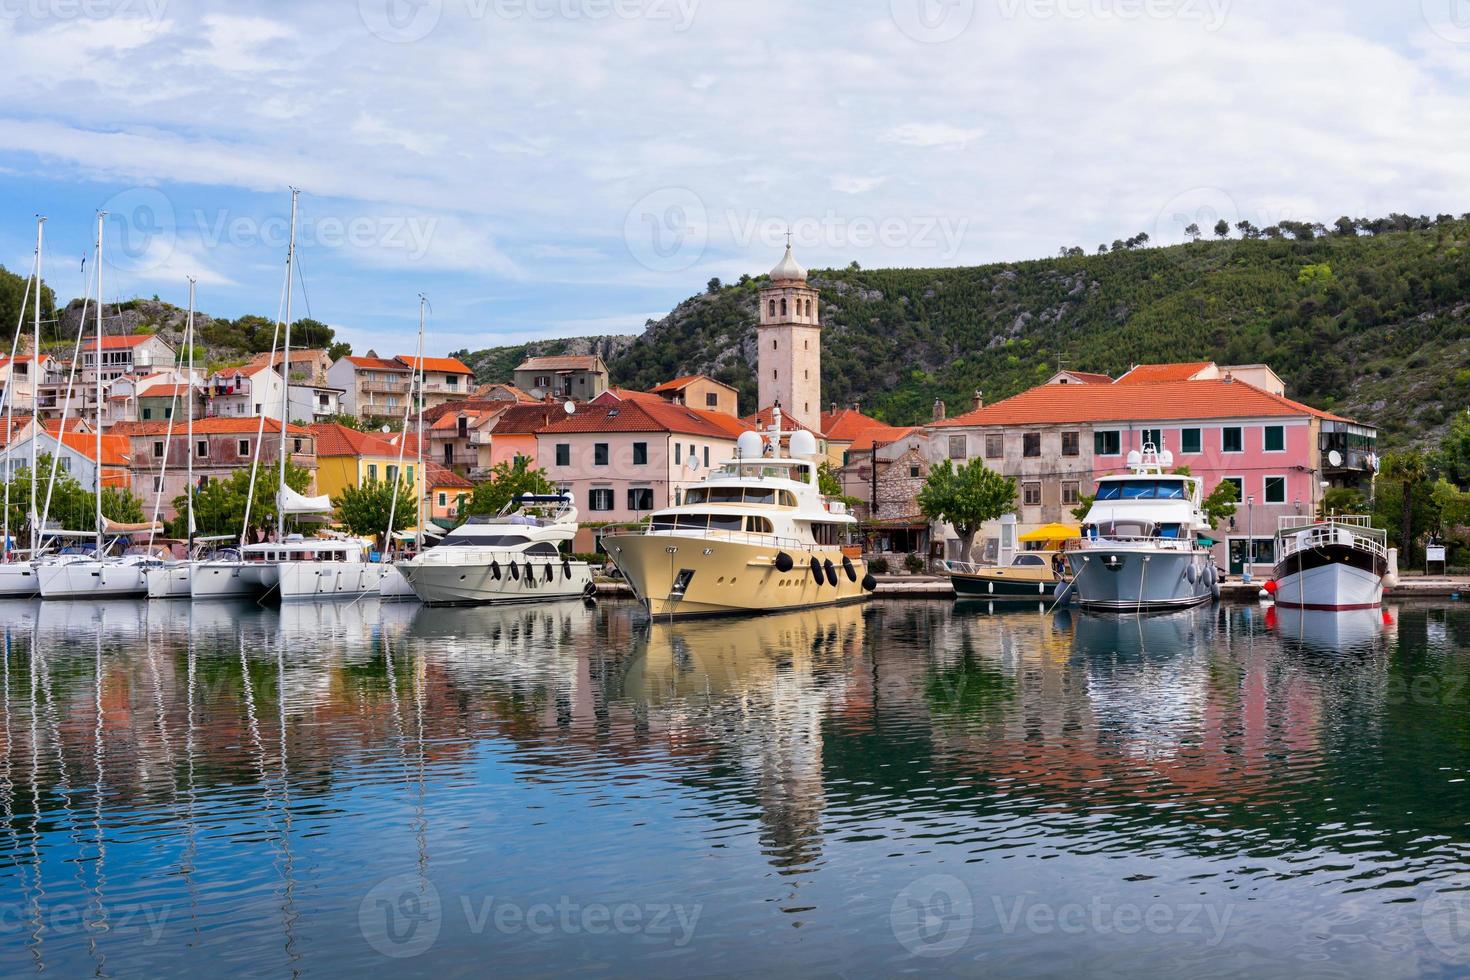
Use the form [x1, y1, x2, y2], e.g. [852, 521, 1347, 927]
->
[932, 399, 946, 422]
[830, 402, 837, 416]
[850, 401, 861, 414]
[972, 390, 984, 412]
[1223, 371, 1234, 384]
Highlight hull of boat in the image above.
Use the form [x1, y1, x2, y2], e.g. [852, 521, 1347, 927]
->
[276, 561, 381, 601]
[190, 561, 264, 599]
[950, 572, 1056, 600]
[0, 562, 40, 598]
[603, 533, 869, 619]
[145, 562, 193, 598]
[38, 560, 148, 599]
[1272, 544, 1385, 611]
[378, 565, 419, 601]
[405, 557, 593, 606]
[1065, 549, 1214, 611]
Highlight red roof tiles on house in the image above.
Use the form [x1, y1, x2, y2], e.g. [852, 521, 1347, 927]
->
[742, 406, 821, 435]
[344, 356, 410, 372]
[84, 335, 159, 351]
[516, 355, 603, 372]
[540, 400, 750, 439]
[1114, 362, 1214, 385]
[820, 407, 889, 442]
[847, 425, 917, 453]
[933, 378, 1350, 428]
[490, 403, 573, 434]
[116, 416, 311, 437]
[428, 462, 473, 489]
[308, 422, 400, 457]
[397, 355, 473, 375]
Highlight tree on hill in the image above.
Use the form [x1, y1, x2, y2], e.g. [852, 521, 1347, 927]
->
[461, 457, 555, 520]
[0, 265, 57, 343]
[1184, 223, 1201, 242]
[917, 459, 1016, 562]
[1214, 219, 1230, 238]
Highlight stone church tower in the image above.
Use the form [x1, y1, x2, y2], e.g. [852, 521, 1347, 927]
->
[757, 244, 822, 428]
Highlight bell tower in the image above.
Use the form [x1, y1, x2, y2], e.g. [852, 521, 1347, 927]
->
[757, 241, 821, 427]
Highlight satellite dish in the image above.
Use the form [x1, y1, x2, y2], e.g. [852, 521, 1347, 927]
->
[736, 431, 763, 459]
[689, 455, 700, 471]
[380, 424, 391, 434]
[789, 430, 818, 459]
[1328, 450, 1343, 468]
[564, 401, 576, 415]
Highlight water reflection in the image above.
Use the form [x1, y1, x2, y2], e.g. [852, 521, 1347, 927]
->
[0, 598, 1467, 977]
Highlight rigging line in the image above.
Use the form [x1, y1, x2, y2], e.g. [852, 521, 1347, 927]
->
[0, 249, 36, 557]
[239, 264, 289, 549]
[39, 250, 97, 540]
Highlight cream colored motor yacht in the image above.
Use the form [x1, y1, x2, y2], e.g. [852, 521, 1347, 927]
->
[603, 412, 876, 619]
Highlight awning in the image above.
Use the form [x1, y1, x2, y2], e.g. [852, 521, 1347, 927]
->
[1019, 522, 1081, 544]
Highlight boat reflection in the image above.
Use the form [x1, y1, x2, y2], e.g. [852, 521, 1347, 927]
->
[1270, 604, 1396, 655]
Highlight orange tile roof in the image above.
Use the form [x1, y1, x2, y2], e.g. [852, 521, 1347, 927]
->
[848, 425, 916, 453]
[473, 382, 537, 403]
[344, 356, 410, 372]
[85, 335, 160, 351]
[139, 384, 196, 398]
[490, 403, 569, 434]
[1058, 371, 1114, 384]
[820, 407, 889, 442]
[516, 355, 603, 372]
[57, 431, 132, 466]
[933, 378, 1350, 428]
[428, 462, 473, 489]
[648, 374, 730, 394]
[397, 355, 473, 375]
[540, 400, 748, 439]
[308, 422, 400, 458]
[595, 387, 667, 407]
[0, 354, 50, 366]
[1114, 362, 1214, 385]
[429, 409, 495, 431]
[117, 416, 311, 436]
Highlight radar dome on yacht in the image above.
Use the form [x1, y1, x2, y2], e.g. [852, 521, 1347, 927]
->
[789, 429, 818, 458]
[1160, 449, 1174, 468]
[736, 430, 764, 459]
[1126, 450, 1142, 468]
[769, 244, 807, 282]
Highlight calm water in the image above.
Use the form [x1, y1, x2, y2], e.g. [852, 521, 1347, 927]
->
[1, 597, 1469, 978]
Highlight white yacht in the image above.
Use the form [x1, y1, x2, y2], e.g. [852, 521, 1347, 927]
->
[602, 416, 875, 618]
[1062, 445, 1218, 611]
[1271, 515, 1391, 611]
[246, 535, 378, 601]
[403, 495, 594, 606]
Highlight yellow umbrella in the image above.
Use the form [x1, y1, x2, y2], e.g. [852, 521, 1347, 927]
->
[1018, 522, 1082, 544]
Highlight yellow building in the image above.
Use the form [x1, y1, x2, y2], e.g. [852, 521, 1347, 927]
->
[308, 422, 426, 531]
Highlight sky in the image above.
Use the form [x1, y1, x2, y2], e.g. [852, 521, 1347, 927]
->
[0, 0, 1467, 358]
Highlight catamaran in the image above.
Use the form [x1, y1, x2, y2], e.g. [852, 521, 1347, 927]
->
[603, 407, 875, 618]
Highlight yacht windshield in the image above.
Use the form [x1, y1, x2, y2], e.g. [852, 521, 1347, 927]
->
[1097, 480, 1187, 501]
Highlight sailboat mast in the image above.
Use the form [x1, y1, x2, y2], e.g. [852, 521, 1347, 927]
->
[276, 189, 299, 543]
[30, 217, 43, 555]
[185, 277, 195, 554]
[94, 211, 105, 556]
[414, 295, 426, 551]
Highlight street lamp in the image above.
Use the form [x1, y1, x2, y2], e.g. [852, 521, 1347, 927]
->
[1247, 494, 1255, 574]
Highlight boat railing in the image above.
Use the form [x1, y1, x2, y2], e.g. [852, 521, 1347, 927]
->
[940, 559, 995, 575]
[1277, 518, 1389, 559]
[610, 523, 817, 552]
[1069, 535, 1202, 552]
[1277, 514, 1381, 534]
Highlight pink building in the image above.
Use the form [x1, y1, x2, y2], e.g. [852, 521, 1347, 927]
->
[535, 399, 751, 524]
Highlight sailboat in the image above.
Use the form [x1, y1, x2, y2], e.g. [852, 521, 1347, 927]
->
[0, 216, 46, 597]
[144, 278, 200, 598]
[38, 212, 162, 600]
[377, 295, 428, 601]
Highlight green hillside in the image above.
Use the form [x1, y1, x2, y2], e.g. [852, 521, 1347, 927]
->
[465, 215, 1470, 447]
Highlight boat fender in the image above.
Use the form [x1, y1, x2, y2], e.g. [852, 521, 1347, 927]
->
[775, 551, 794, 573]
[544, 562, 554, 583]
[562, 557, 572, 579]
[1204, 565, 1217, 588]
[509, 561, 519, 580]
[491, 560, 502, 580]
[1185, 564, 1197, 585]
[1053, 578, 1077, 606]
[823, 559, 838, 587]
[525, 561, 535, 584]
[842, 555, 857, 582]
[810, 556, 824, 586]
[861, 573, 878, 592]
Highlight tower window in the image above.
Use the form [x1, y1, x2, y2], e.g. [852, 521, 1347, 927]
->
[805, 299, 812, 317]
[773, 370, 778, 380]
[768, 300, 776, 316]
[772, 340, 777, 350]
[780, 298, 787, 316]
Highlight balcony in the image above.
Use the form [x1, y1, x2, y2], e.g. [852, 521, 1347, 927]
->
[360, 378, 410, 394]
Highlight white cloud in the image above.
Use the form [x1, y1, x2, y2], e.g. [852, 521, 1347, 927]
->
[882, 123, 988, 149]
